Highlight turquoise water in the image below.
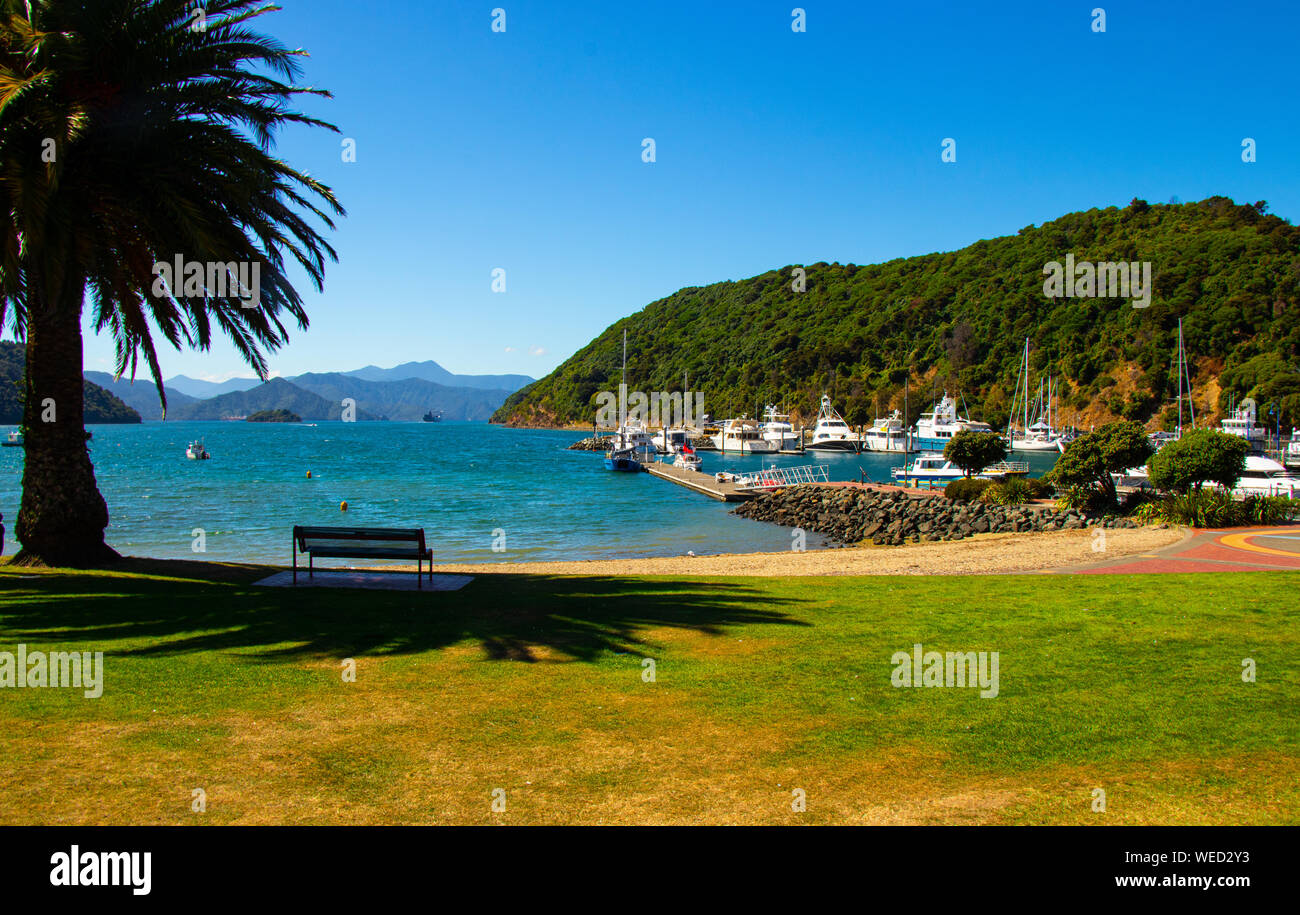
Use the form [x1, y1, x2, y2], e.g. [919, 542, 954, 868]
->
[0, 422, 1060, 564]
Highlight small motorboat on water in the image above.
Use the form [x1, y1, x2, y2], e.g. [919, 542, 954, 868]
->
[891, 452, 1029, 485]
[186, 440, 211, 460]
[673, 444, 703, 472]
[604, 446, 641, 472]
[2, 429, 22, 447]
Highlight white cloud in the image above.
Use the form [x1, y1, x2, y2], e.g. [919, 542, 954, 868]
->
[529, 346, 547, 356]
[504, 346, 515, 353]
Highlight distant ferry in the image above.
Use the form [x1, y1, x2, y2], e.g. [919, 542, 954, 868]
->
[912, 393, 993, 451]
[422, 410, 442, 422]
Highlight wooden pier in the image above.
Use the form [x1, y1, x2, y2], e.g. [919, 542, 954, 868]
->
[643, 461, 759, 501]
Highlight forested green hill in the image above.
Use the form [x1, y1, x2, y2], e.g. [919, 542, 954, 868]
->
[494, 197, 1300, 431]
[1, 342, 142, 424]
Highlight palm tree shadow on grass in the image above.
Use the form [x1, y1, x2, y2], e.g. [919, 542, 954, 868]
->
[0, 566, 811, 663]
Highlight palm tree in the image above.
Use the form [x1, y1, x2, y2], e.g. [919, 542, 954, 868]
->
[0, 0, 343, 566]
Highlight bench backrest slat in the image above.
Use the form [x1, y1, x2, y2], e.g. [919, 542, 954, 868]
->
[294, 526, 426, 550]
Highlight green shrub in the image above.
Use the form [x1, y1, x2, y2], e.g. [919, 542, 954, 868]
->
[1121, 488, 1158, 515]
[1130, 500, 1164, 524]
[1132, 490, 1298, 526]
[944, 478, 993, 502]
[1026, 477, 1054, 500]
[1054, 485, 1112, 515]
[981, 477, 1031, 505]
[1242, 495, 1300, 525]
[1147, 428, 1249, 493]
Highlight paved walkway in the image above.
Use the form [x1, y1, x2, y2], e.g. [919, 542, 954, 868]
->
[1063, 525, 1300, 574]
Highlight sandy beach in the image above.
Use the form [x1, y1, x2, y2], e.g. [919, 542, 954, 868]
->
[425, 525, 1188, 577]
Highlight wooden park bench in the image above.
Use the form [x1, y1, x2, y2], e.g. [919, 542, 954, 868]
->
[292, 526, 434, 588]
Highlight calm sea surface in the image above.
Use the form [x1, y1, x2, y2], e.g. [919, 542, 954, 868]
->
[0, 422, 1060, 564]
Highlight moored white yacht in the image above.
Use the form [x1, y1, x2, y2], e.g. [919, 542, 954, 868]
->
[1010, 419, 1066, 453]
[759, 404, 801, 451]
[1006, 340, 1066, 452]
[604, 330, 657, 471]
[1229, 455, 1300, 498]
[809, 395, 862, 452]
[1219, 400, 1267, 450]
[912, 392, 993, 451]
[713, 417, 778, 454]
[608, 418, 658, 465]
[653, 427, 691, 455]
[862, 410, 909, 453]
[1286, 430, 1300, 470]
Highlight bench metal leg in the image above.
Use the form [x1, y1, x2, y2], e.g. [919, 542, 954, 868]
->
[417, 554, 422, 589]
[309, 553, 313, 579]
[292, 540, 297, 584]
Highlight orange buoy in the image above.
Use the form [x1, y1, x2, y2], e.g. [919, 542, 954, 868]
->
[340, 500, 348, 511]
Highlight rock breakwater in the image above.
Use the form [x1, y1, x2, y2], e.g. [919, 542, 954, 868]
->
[732, 485, 1141, 545]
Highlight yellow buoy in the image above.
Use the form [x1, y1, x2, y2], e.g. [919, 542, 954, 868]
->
[306, 470, 312, 479]
[340, 500, 348, 511]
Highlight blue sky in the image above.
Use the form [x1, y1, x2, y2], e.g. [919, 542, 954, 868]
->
[78, 0, 1300, 383]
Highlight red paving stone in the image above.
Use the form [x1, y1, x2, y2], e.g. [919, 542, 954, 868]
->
[1075, 559, 1285, 574]
[1066, 525, 1300, 574]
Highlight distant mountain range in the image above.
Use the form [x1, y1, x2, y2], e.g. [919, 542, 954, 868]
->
[340, 361, 533, 392]
[76, 359, 533, 422]
[169, 377, 380, 421]
[162, 361, 533, 399]
[163, 375, 260, 398]
[291, 373, 513, 422]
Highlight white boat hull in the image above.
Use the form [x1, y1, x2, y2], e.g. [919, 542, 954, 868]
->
[1009, 438, 1065, 453]
[809, 438, 860, 452]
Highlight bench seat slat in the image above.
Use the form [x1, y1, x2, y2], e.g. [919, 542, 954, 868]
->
[301, 544, 430, 559]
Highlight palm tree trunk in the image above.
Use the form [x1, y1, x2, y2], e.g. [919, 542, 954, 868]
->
[12, 281, 118, 567]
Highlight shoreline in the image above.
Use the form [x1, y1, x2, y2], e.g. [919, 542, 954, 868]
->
[394, 526, 1189, 577]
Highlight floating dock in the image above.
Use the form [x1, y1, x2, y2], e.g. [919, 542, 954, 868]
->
[643, 462, 758, 501]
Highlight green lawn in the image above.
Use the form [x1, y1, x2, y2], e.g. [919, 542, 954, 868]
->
[1, 560, 1296, 824]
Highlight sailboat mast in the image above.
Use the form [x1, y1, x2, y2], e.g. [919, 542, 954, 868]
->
[904, 369, 910, 453]
[1016, 338, 1028, 441]
[1176, 319, 1183, 436]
